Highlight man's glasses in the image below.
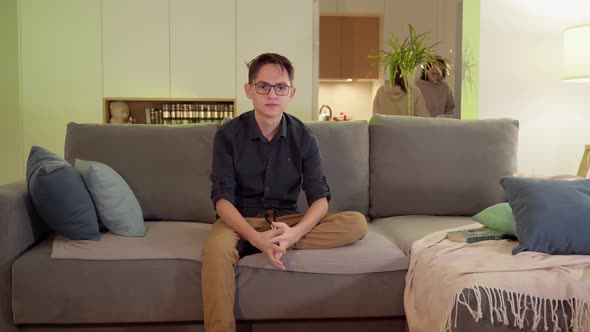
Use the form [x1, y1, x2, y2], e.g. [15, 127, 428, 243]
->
[253, 83, 291, 96]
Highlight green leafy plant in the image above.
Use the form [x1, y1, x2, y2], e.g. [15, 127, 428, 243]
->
[370, 24, 444, 116]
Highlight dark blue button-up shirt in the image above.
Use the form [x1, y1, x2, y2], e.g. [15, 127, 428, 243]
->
[211, 111, 331, 217]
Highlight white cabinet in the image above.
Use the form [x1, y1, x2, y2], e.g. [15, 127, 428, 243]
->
[102, 0, 170, 98]
[19, 0, 102, 157]
[236, 0, 314, 120]
[170, 0, 236, 99]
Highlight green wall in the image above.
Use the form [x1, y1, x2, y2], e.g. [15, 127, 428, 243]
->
[20, 0, 103, 161]
[461, 0, 480, 119]
[0, 0, 24, 185]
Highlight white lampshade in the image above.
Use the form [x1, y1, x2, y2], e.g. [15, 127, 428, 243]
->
[563, 25, 590, 83]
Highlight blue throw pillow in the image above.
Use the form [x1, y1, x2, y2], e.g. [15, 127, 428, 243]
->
[500, 176, 590, 255]
[26, 146, 99, 240]
[75, 159, 145, 237]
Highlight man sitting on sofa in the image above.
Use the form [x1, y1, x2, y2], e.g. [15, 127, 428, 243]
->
[202, 52, 368, 332]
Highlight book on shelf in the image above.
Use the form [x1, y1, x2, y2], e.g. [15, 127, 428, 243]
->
[446, 227, 508, 243]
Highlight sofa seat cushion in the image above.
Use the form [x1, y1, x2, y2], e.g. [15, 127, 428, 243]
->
[51, 221, 211, 261]
[52, 221, 408, 275]
[13, 223, 408, 323]
[370, 216, 476, 254]
[238, 224, 409, 274]
[11, 236, 204, 324]
[234, 268, 407, 319]
[13, 234, 408, 323]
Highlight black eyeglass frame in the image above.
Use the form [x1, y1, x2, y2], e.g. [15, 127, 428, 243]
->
[252, 82, 292, 96]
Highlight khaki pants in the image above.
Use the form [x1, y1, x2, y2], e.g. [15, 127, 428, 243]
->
[201, 211, 368, 332]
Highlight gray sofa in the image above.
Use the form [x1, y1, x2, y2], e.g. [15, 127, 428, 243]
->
[0, 115, 519, 332]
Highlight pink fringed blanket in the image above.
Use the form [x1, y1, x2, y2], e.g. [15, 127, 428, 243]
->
[404, 225, 590, 332]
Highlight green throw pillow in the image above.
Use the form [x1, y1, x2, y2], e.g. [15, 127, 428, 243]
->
[472, 203, 516, 235]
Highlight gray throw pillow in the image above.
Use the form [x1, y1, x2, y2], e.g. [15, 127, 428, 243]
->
[75, 159, 145, 237]
[500, 176, 590, 255]
[26, 146, 99, 240]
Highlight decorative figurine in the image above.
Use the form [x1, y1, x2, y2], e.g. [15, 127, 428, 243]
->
[109, 101, 130, 124]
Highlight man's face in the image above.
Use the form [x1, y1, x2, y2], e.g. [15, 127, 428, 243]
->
[244, 63, 296, 120]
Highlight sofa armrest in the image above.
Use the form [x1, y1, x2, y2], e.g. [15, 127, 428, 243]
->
[0, 181, 51, 332]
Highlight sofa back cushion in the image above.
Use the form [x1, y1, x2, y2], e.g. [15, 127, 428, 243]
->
[369, 115, 518, 218]
[65, 123, 217, 223]
[297, 120, 369, 216]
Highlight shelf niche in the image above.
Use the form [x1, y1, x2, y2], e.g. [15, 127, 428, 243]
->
[103, 98, 235, 125]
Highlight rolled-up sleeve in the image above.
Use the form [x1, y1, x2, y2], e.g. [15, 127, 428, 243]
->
[210, 131, 236, 208]
[301, 134, 331, 206]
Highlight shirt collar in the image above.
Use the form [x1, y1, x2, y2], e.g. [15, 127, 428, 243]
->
[247, 111, 288, 141]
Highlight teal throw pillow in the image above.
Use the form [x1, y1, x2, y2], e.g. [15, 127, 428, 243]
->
[472, 203, 516, 236]
[26, 146, 99, 240]
[75, 159, 145, 237]
[500, 176, 590, 255]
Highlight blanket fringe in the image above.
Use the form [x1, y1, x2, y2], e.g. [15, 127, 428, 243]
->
[440, 286, 590, 332]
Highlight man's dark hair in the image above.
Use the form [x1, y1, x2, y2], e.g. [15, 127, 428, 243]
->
[247, 53, 294, 84]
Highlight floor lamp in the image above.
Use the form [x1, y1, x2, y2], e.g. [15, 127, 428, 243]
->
[563, 25, 590, 178]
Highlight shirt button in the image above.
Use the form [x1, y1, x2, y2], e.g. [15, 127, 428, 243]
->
[265, 187, 269, 191]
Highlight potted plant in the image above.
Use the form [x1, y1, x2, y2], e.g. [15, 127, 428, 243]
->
[371, 24, 444, 116]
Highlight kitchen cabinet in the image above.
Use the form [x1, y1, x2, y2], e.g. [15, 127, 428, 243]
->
[320, 16, 379, 80]
[102, 0, 170, 98]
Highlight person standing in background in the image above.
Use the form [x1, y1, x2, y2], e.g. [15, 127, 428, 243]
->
[415, 57, 455, 118]
[372, 68, 430, 117]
